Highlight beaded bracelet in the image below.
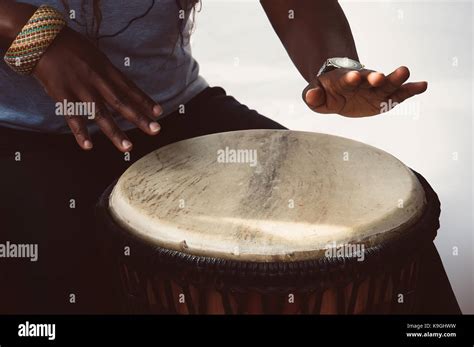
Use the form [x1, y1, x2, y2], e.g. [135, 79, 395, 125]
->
[4, 5, 67, 75]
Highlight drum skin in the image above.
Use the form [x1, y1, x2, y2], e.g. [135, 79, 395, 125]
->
[96, 130, 440, 314]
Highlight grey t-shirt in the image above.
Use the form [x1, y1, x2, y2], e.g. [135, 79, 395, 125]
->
[0, 0, 208, 133]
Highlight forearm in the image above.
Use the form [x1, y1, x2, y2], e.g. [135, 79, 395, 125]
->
[261, 0, 358, 82]
[0, 1, 37, 50]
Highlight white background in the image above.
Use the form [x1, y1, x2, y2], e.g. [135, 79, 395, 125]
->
[192, 0, 473, 313]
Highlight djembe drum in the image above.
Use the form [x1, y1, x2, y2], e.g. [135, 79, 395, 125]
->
[97, 130, 440, 314]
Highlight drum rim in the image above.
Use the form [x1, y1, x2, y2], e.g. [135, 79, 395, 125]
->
[95, 170, 440, 279]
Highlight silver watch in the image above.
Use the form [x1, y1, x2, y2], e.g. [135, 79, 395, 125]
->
[317, 57, 364, 77]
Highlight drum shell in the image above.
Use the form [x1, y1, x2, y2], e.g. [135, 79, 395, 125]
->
[96, 171, 440, 314]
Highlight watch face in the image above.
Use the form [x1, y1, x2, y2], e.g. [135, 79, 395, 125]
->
[330, 57, 363, 70]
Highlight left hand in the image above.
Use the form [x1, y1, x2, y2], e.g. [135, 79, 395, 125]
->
[302, 66, 427, 117]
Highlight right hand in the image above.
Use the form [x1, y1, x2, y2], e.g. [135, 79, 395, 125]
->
[33, 27, 163, 152]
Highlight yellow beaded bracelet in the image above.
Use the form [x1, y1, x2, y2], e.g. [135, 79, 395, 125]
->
[4, 5, 67, 75]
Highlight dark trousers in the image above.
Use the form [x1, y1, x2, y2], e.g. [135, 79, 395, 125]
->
[0, 86, 460, 314]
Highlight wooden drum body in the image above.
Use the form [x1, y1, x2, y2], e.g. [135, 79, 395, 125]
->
[96, 130, 440, 314]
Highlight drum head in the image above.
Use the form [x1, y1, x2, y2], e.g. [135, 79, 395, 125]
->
[109, 130, 426, 262]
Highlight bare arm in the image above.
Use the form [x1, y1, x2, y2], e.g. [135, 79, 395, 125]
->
[261, 0, 358, 82]
[0, 0, 37, 50]
[0, 0, 162, 151]
[261, 0, 428, 117]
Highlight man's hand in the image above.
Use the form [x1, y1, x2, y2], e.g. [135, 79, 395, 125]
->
[261, 0, 428, 117]
[303, 66, 427, 117]
[0, 2, 163, 152]
[33, 27, 163, 152]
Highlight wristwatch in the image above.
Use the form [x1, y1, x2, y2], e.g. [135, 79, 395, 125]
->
[317, 57, 364, 77]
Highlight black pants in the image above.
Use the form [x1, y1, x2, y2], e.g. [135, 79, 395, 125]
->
[0, 86, 460, 314]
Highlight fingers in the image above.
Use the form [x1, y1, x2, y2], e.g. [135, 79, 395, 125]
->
[389, 81, 428, 103]
[303, 69, 364, 110]
[329, 69, 387, 91]
[376, 66, 427, 102]
[65, 115, 93, 150]
[358, 69, 386, 88]
[303, 79, 326, 109]
[75, 88, 133, 152]
[305, 87, 326, 109]
[94, 74, 161, 136]
[302, 66, 423, 115]
[53, 91, 93, 150]
[303, 69, 366, 112]
[381, 66, 411, 94]
[336, 70, 362, 92]
[94, 107, 133, 153]
[105, 64, 162, 119]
